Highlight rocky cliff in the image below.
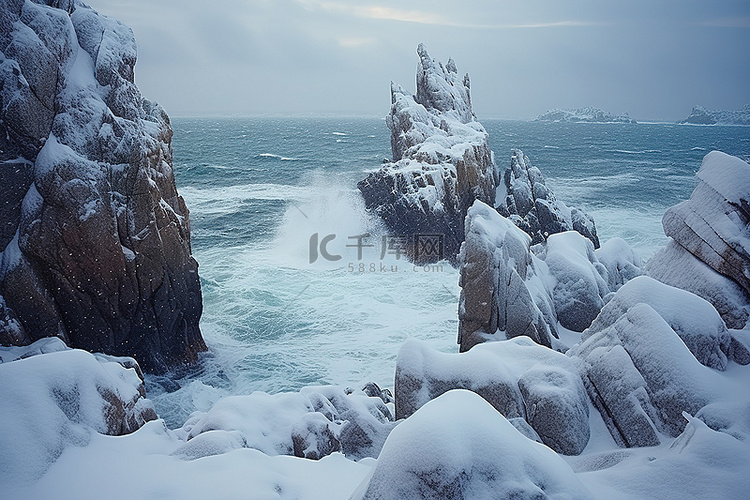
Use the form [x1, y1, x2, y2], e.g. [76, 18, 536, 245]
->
[0, 0, 205, 373]
[358, 44, 495, 263]
[678, 104, 750, 126]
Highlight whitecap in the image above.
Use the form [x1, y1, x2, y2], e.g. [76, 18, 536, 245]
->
[609, 149, 663, 154]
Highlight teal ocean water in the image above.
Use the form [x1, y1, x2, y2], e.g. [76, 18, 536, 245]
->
[146, 117, 750, 427]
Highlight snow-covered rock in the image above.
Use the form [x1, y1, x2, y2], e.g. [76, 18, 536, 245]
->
[0, 338, 157, 484]
[663, 152, 750, 290]
[358, 44, 495, 262]
[395, 338, 590, 455]
[177, 384, 396, 461]
[647, 151, 750, 330]
[569, 303, 720, 447]
[458, 200, 557, 350]
[587, 276, 731, 370]
[353, 389, 593, 499]
[535, 107, 637, 124]
[0, 0, 204, 372]
[496, 149, 600, 248]
[595, 237, 643, 291]
[678, 104, 750, 126]
[536, 231, 610, 332]
[647, 241, 750, 330]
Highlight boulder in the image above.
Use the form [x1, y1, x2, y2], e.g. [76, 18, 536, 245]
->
[0, 0, 205, 373]
[595, 237, 642, 291]
[179, 384, 396, 461]
[358, 44, 495, 263]
[496, 149, 600, 248]
[647, 240, 750, 330]
[458, 200, 557, 351]
[353, 390, 593, 500]
[587, 276, 731, 370]
[395, 337, 590, 455]
[569, 303, 719, 447]
[536, 231, 610, 332]
[661, 151, 750, 294]
[0, 338, 157, 484]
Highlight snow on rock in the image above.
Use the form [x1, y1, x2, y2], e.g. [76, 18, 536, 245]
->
[0, 338, 157, 484]
[595, 237, 643, 291]
[587, 276, 731, 370]
[458, 200, 557, 351]
[536, 231, 610, 332]
[647, 241, 750, 331]
[535, 107, 637, 124]
[647, 151, 750, 330]
[358, 44, 495, 262]
[176, 384, 396, 461]
[663, 151, 750, 291]
[579, 413, 750, 500]
[496, 149, 600, 249]
[353, 389, 593, 499]
[569, 303, 721, 447]
[678, 104, 750, 126]
[0, 0, 205, 373]
[395, 337, 590, 455]
[7, 419, 374, 500]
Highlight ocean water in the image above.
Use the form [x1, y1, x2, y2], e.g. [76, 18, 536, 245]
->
[146, 117, 750, 427]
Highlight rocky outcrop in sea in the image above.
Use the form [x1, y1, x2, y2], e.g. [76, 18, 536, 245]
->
[496, 149, 600, 248]
[358, 44, 495, 263]
[535, 107, 637, 124]
[0, 0, 205, 373]
[678, 104, 750, 126]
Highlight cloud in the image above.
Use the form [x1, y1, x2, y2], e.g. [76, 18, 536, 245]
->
[296, 0, 600, 29]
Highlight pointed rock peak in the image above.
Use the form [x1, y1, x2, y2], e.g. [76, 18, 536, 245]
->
[414, 44, 473, 123]
[446, 57, 457, 73]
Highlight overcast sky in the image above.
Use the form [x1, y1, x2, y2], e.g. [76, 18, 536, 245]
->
[87, 0, 750, 120]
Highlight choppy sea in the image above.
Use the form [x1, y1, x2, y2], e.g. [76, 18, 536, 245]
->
[146, 117, 750, 427]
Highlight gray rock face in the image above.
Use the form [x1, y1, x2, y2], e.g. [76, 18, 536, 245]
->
[358, 44, 495, 263]
[0, 338, 157, 483]
[355, 390, 593, 500]
[569, 303, 718, 447]
[0, 0, 205, 372]
[458, 200, 557, 351]
[496, 149, 600, 248]
[395, 337, 590, 455]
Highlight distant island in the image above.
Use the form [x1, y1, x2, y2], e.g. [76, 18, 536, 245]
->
[535, 107, 637, 124]
[678, 104, 750, 125]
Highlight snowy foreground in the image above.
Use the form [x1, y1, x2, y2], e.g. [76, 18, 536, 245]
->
[1, 335, 749, 499]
